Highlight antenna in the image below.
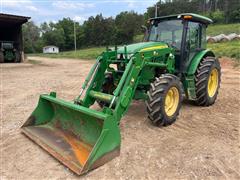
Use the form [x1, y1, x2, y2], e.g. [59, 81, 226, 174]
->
[155, 4, 158, 17]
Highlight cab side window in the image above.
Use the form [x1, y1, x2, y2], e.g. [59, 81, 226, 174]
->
[187, 22, 200, 51]
[201, 25, 207, 49]
[186, 21, 201, 61]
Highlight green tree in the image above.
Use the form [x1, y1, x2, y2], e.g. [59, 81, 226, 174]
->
[22, 21, 42, 53]
[55, 18, 75, 50]
[83, 14, 116, 46]
[115, 11, 144, 44]
[40, 22, 65, 50]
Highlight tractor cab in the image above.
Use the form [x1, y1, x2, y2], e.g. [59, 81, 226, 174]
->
[147, 13, 213, 72]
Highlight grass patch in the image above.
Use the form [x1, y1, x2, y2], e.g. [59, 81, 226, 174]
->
[29, 47, 106, 60]
[29, 41, 239, 63]
[27, 59, 42, 65]
[208, 40, 240, 64]
[207, 23, 240, 36]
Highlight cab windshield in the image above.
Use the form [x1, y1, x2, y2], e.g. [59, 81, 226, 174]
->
[148, 19, 184, 50]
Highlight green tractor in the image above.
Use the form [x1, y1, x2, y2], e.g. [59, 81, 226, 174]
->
[0, 41, 21, 63]
[22, 13, 221, 175]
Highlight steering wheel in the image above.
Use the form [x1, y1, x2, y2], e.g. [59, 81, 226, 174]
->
[160, 39, 174, 48]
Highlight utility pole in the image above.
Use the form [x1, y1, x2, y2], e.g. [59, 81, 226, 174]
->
[155, 4, 158, 17]
[155, 1, 161, 18]
[74, 21, 77, 54]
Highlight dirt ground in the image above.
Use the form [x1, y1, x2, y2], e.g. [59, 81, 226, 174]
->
[1, 57, 239, 179]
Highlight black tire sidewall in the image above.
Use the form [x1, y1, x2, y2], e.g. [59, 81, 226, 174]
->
[162, 80, 183, 124]
[206, 60, 221, 104]
[146, 74, 183, 126]
[195, 57, 221, 106]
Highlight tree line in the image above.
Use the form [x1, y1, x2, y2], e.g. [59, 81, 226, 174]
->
[23, 0, 240, 53]
[23, 12, 144, 53]
[145, 0, 239, 24]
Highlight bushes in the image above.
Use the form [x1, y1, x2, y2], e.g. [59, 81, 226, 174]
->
[203, 10, 225, 24]
[210, 9, 224, 23]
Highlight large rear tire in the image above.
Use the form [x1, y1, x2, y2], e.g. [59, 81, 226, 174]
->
[195, 57, 221, 106]
[0, 51, 4, 63]
[146, 74, 183, 127]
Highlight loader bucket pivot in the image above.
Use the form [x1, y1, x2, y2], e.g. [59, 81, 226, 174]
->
[21, 93, 121, 175]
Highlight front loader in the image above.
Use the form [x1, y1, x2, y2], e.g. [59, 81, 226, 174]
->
[22, 13, 221, 175]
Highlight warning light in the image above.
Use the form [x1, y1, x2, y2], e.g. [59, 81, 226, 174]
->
[183, 15, 192, 20]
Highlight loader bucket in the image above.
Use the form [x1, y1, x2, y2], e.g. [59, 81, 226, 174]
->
[21, 92, 121, 175]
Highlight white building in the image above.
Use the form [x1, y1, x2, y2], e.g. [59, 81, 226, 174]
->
[43, 46, 59, 54]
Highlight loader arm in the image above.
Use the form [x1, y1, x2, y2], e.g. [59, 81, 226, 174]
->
[76, 51, 144, 123]
[75, 45, 173, 123]
[112, 53, 144, 122]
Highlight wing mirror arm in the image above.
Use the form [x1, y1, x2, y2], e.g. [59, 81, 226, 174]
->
[141, 25, 149, 42]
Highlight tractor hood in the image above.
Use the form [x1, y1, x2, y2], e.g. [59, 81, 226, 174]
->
[117, 41, 168, 54]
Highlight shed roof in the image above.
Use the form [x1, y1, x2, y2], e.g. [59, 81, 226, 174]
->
[0, 13, 30, 27]
[150, 13, 213, 25]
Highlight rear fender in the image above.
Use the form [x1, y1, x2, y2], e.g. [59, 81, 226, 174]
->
[184, 49, 215, 100]
[187, 49, 215, 75]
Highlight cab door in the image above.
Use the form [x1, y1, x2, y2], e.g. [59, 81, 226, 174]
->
[187, 22, 201, 61]
[181, 21, 205, 72]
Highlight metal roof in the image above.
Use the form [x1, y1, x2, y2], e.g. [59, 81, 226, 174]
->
[0, 13, 30, 27]
[43, 45, 59, 48]
[150, 13, 213, 24]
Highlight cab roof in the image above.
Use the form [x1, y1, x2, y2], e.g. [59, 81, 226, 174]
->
[150, 13, 213, 25]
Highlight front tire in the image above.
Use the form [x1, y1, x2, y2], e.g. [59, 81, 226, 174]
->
[195, 57, 221, 106]
[146, 74, 183, 127]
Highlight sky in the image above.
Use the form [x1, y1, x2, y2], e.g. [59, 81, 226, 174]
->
[0, 0, 157, 24]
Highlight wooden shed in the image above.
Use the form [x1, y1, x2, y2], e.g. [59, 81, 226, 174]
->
[43, 45, 59, 54]
[0, 13, 30, 62]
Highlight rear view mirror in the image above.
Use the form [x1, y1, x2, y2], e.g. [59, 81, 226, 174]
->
[141, 25, 148, 33]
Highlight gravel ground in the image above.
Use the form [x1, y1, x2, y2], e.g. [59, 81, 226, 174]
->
[1, 57, 239, 179]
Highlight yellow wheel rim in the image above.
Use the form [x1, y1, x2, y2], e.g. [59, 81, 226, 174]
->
[208, 68, 219, 98]
[164, 87, 180, 117]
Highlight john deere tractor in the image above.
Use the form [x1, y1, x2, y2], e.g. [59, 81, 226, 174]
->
[0, 41, 21, 63]
[22, 13, 221, 175]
